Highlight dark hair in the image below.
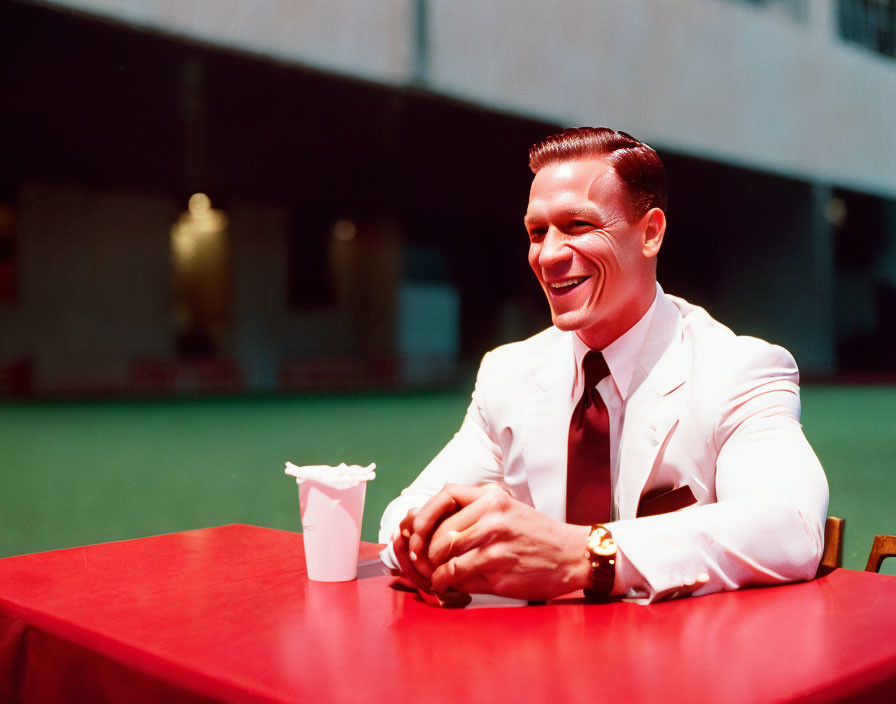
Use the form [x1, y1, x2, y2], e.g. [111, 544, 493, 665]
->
[528, 127, 668, 219]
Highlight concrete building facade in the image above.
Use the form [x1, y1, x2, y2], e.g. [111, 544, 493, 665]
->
[2, 0, 894, 394]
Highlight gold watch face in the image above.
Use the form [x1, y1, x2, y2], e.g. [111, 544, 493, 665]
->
[592, 538, 617, 556]
[587, 528, 617, 556]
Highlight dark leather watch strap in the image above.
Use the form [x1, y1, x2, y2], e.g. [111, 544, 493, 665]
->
[583, 524, 616, 602]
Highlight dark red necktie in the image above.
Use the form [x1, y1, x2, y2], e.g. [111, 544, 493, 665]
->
[566, 351, 612, 525]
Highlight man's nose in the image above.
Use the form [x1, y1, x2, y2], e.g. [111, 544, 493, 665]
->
[538, 228, 572, 269]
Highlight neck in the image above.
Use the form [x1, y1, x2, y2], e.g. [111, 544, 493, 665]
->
[575, 282, 656, 351]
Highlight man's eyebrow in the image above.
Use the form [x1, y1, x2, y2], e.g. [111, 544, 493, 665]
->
[523, 211, 544, 228]
[524, 205, 606, 229]
[562, 205, 603, 220]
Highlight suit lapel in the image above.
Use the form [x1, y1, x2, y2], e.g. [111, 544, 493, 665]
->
[518, 331, 576, 521]
[616, 292, 687, 519]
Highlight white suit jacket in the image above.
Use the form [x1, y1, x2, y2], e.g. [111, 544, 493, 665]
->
[379, 290, 829, 601]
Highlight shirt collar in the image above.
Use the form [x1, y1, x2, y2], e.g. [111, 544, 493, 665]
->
[571, 282, 660, 400]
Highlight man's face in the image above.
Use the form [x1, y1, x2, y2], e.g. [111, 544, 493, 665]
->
[524, 157, 661, 349]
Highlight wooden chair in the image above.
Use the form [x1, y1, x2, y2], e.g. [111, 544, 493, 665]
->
[818, 516, 844, 575]
[865, 535, 896, 573]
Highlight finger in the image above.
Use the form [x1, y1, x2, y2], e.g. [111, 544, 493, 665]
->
[429, 511, 489, 566]
[413, 482, 503, 547]
[398, 506, 440, 580]
[411, 482, 506, 536]
[398, 508, 418, 539]
[398, 508, 439, 578]
[412, 484, 511, 575]
[407, 531, 436, 580]
[441, 481, 508, 506]
[427, 528, 462, 567]
[431, 552, 492, 595]
[391, 529, 432, 592]
[393, 544, 430, 591]
[428, 488, 511, 565]
[409, 490, 460, 546]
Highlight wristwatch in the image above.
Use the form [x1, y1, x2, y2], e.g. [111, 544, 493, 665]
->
[583, 524, 617, 602]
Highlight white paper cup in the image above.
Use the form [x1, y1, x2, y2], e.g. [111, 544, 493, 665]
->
[298, 479, 367, 581]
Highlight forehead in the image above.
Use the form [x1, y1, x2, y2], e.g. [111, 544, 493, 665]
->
[526, 158, 628, 218]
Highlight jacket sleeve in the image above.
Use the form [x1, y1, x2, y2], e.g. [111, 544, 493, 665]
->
[378, 352, 505, 557]
[608, 341, 830, 602]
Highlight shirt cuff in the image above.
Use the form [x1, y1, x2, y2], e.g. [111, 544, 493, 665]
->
[380, 541, 399, 571]
[610, 543, 652, 600]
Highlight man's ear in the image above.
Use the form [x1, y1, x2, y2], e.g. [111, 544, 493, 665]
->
[641, 208, 666, 258]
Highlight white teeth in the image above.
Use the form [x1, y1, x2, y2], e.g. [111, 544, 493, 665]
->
[550, 278, 585, 289]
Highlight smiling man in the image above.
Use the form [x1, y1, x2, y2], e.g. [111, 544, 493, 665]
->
[379, 127, 829, 604]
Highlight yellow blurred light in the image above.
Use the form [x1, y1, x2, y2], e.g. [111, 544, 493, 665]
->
[188, 193, 212, 215]
[172, 227, 198, 260]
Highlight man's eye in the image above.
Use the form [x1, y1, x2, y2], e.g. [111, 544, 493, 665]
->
[528, 228, 546, 241]
[570, 220, 595, 232]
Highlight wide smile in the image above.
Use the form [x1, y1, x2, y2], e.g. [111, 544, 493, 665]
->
[547, 276, 591, 296]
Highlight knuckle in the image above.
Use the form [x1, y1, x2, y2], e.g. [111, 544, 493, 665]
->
[480, 544, 506, 564]
[485, 491, 509, 513]
[485, 488, 510, 511]
[479, 512, 499, 531]
[478, 545, 497, 563]
[432, 486, 453, 506]
[411, 513, 429, 535]
[441, 485, 461, 504]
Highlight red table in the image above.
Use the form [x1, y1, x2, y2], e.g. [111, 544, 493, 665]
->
[1, 524, 895, 703]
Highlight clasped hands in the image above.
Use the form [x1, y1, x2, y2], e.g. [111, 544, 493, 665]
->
[390, 483, 591, 604]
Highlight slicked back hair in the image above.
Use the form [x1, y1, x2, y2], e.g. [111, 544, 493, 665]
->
[528, 127, 668, 220]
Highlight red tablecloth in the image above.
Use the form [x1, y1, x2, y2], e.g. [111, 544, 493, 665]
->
[1, 524, 895, 703]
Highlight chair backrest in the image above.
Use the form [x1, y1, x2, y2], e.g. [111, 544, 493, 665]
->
[865, 535, 896, 573]
[819, 516, 845, 572]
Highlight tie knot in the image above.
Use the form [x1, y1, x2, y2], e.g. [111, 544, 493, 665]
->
[582, 351, 609, 388]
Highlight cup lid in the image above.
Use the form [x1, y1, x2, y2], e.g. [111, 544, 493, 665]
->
[284, 461, 376, 489]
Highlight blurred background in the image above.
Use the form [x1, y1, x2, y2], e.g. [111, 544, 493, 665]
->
[2, 0, 894, 572]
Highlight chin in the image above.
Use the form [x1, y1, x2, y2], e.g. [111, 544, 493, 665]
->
[549, 310, 587, 332]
